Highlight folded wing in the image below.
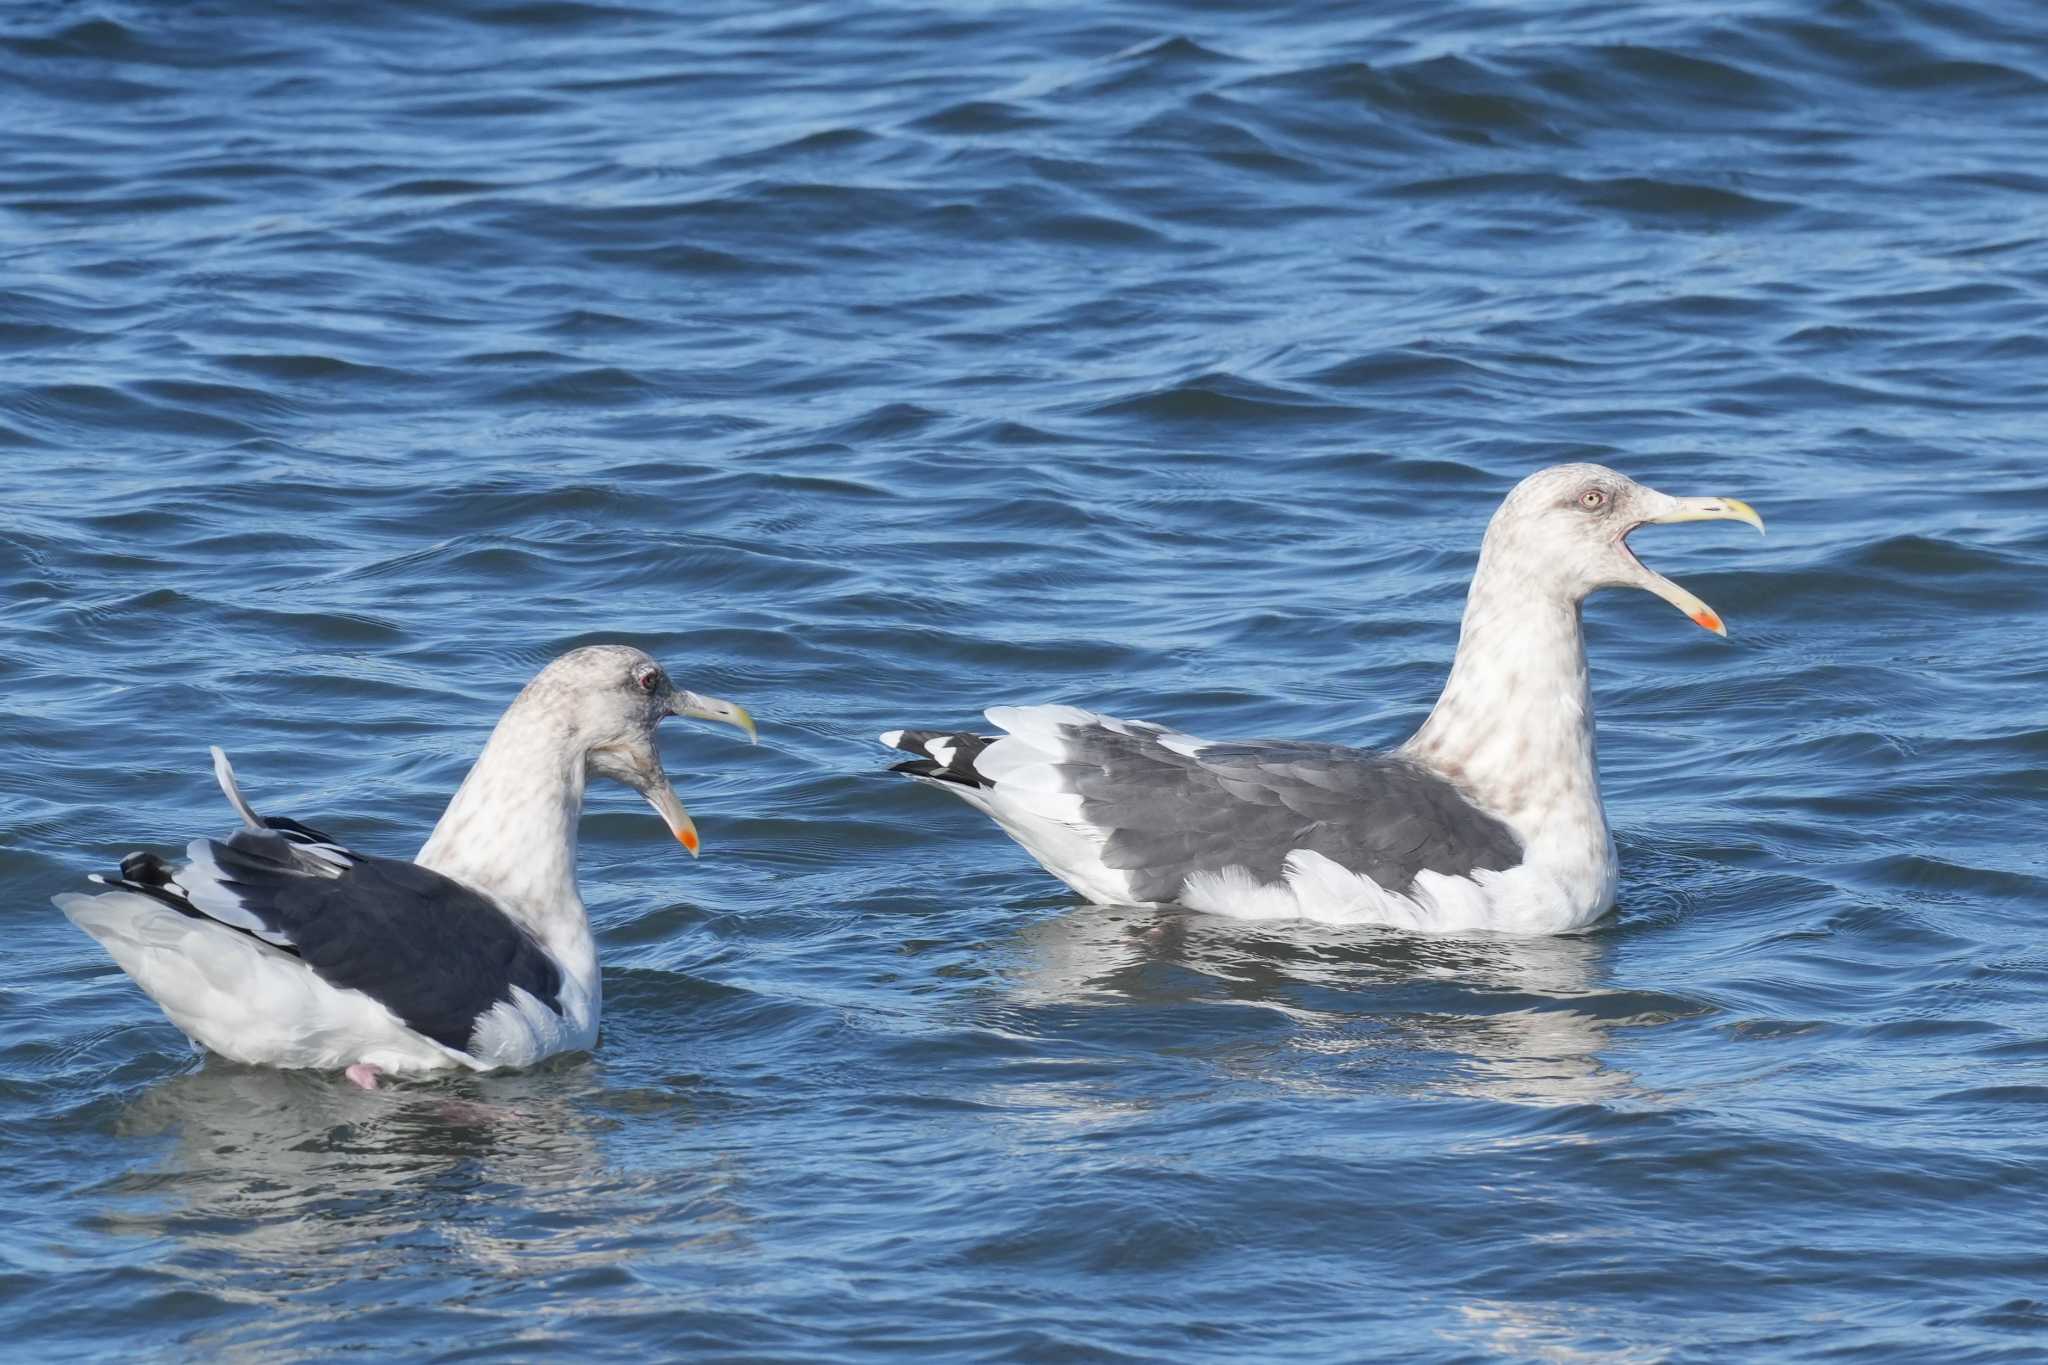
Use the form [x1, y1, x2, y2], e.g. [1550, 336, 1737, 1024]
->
[888, 707, 1524, 906]
[88, 753, 564, 1059]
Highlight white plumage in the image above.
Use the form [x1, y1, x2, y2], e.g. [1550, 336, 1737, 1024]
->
[884, 465, 1763, 935]
[58, 645, 755, 1087]
[60, 889, 467, 1073]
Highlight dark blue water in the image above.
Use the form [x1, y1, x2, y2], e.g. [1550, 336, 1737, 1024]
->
[4, 1, 2047, 1358]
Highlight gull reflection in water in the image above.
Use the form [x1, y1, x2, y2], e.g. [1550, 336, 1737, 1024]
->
[1006, 901, 1668, 1110]
[96, 1058, 750, 1334]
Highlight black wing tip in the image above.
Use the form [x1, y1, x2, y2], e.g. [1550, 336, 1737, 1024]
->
[879, 729, 936, 755]
[889, 756, 962, 784]
[264, 814, 344, 846]
[91, 844, 308, 959]
[882, 728, 997, 788]
[117, 850, 175, 886]
[93, 863, 208, 921]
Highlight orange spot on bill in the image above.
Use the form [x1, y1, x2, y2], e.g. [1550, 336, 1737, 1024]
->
[1691, 608, 1723, 633]
[678, 827, 700, 853]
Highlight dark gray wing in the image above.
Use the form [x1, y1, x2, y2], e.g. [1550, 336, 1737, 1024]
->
[102, 830, 563, 1056]
[1063, 725, 1523, 903]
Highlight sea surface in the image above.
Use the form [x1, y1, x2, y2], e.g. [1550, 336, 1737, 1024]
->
[3, 0, 2046, 1359]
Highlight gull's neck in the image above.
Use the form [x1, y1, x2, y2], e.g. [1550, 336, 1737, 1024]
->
[1400, 551, 1608, 852]
[416, 696, 596, 979]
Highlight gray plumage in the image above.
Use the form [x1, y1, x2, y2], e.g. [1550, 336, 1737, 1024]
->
[894, 723, 1520, 902]
[882, 463, 1766, 933]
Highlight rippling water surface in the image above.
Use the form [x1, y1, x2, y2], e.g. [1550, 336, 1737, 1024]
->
[4, 0, 2047, 1358]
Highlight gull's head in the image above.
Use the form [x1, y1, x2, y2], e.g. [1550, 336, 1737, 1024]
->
[1485, 463, 1765, 636]
[521, 644, 756, 857]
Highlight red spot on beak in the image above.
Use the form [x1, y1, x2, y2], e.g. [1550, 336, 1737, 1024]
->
[678, 827, 699, 854]
[1691, 608, 1723, 633]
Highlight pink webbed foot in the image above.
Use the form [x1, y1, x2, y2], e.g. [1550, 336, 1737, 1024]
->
[344, 1063, 383, 1090]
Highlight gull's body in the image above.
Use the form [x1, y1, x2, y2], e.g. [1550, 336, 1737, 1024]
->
[882, 465, 1763, 936]
[58, 645, 754, 1085]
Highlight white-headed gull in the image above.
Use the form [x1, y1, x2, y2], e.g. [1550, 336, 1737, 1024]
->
[59, 644, 756, 1087]
[882, 464, 1763, 935]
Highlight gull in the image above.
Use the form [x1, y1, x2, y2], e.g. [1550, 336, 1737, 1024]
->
[881, 464, 1763, 935]
[58, 645, 756, 1087]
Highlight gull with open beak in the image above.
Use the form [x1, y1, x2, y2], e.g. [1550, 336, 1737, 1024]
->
[57, 645, 757, 1088]
[597, 685, 759, 857]
[881, 463, 1766, 935]
[1618, 489, 1766, 636]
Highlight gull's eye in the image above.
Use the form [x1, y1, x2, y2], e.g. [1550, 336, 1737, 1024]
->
[1578, 488, 1608, 511]
[634, 667, 662, 694]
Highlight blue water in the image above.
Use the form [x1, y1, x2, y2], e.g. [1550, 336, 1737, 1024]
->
[4, 0, 2048, 1358]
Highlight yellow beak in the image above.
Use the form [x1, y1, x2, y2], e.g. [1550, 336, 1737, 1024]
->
[1648, 496, 1766, 536]
[647, 690, 757, 856]
[672, 690, 758, 744]
[1634, 495, 1766, 637]
[643, 782, 701, 858]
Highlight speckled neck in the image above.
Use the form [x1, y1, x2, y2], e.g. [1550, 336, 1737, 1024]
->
[1400, 555, 1606, 848]
[415, 693, 596, 978]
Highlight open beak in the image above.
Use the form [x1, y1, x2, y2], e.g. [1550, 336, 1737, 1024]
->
[640, 776, 701, 858]
[1627, 495, 1766, 637]
[639, 690, 756, 857]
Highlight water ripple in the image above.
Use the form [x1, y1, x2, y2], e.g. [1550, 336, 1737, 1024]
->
[3, 0, 2046, 1357]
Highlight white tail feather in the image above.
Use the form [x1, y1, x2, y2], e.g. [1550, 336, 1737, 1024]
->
[211, 746, 264, 831]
